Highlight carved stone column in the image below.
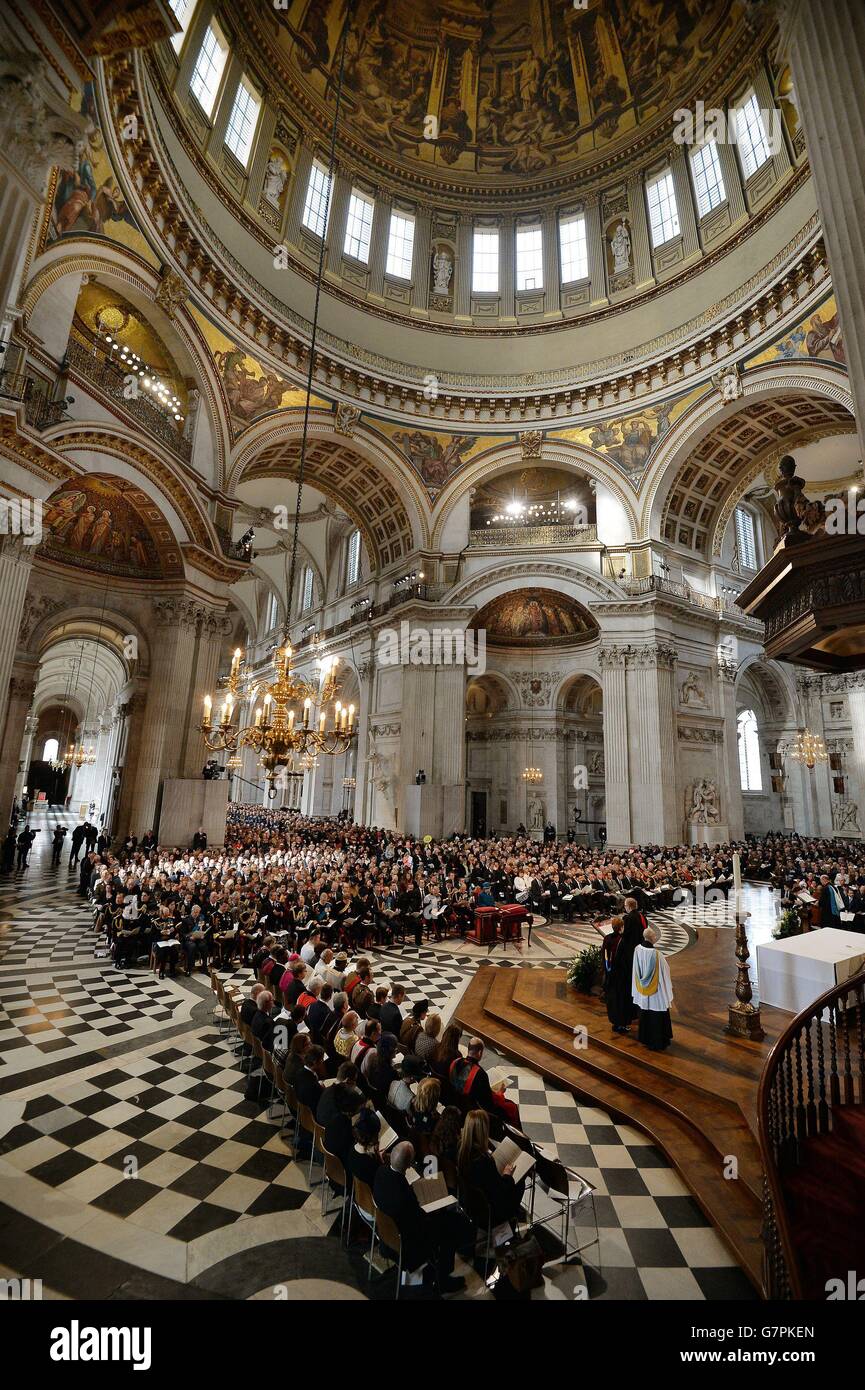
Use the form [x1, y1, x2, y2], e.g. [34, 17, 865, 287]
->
[0, 672, 35, 822]
[127, 598, 199, 834]
[628, 644, 679, 845]
[600, 646, 631, 846]
[718, 657, 745, 840]
[842, 675, 865, 827]
[775, 0, 865, 455]
[0, 534, 34, 749]
[180, 605, 232, 777]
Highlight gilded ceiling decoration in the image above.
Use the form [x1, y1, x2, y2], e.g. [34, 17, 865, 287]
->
[278, 0, 746, 192]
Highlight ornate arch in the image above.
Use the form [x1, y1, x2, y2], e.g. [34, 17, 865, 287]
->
[640, 362, 855, 552]
[430, 438, 640, 550]
[446, 559, 622, 611]
[735, 654, 795, 725]
[229, 413, 427, 569]
[21, 243, 231, 485]
[45, 423, 220, 555]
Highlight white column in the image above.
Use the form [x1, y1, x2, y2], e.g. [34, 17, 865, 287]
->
[128, 598, 199, 834]
[0, 673, 35, 822]
[601, 647, 631, 846]
[845, 678, 865, 820]
[0, 536, 33, 750]
[628, 646, 679, 845]
[719, 659, 745, 840]
[778, 0, 865, 455]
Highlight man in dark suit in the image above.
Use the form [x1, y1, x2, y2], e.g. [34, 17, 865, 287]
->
[295, 1044, 326, 1115]
[379, 985, 406, 1038]
[306, 983, 333, 1041]
[251, 990, 275, 1050]
[373, 1141, 466, 1294]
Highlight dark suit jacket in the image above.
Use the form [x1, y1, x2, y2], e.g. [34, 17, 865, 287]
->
[379, 1002, 403, 1037]
[251, 1009, 275, 1051]
[373, 1165, 429, 1267]
[295, 1066, 323, 1116]
[306, 999, 331, 1039]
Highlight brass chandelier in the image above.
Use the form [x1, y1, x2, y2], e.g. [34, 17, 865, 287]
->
[201, 645, 355, 786]
[63, 741, 96, 769]
[789, 728, 828, 770]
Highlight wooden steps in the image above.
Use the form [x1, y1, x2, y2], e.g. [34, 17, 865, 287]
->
[455, 964, 767, 1293]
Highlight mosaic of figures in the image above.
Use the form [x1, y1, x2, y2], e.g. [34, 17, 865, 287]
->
[40, 476, 181, 579]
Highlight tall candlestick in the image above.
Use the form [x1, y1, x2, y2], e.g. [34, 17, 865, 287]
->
[733, 851, 742, 895]
[319, 711, 326, 733]
[348, 703, 355, 730]
[203, 694, 212, 726]
[288, 709, 295, 730]
[303, 698, 311, 728]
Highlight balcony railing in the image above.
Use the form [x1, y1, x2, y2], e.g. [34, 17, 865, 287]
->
[0, 370, 71, 430]
[619, 575, 742, 614]
[469, 522, 599, 548]
[64, 338, 192, 461]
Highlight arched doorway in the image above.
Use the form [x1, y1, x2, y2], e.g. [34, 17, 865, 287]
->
[558, 673, 606, 844]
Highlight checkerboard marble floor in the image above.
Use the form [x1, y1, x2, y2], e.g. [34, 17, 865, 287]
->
[0, 832, 759, 1301]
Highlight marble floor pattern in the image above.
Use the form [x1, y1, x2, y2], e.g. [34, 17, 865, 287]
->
[0, 818, 760, 1301]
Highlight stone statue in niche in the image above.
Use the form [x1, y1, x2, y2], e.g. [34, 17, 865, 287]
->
[774, 454, 807, 542]
[688, 778, 720, 824]
[528, 795, 545, 832]
[680, 670, 707, 707]
[263, 154, 288, 207]
[432, 248, 453, 296]
[610, 219, 632, 274]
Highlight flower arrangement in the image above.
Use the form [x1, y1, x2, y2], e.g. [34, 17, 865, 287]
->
[566, 944, 602, 994]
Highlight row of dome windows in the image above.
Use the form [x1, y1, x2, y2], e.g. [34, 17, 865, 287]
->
[170, 1, 779, 297]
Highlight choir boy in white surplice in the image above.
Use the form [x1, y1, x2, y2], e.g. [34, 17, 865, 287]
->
[632, 925, 674, 1052]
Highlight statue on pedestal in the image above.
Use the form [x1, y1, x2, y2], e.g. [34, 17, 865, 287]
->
[774, 454, 807, 543]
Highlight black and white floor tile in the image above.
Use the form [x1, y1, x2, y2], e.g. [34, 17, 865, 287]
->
[0, 816, 757, 1301]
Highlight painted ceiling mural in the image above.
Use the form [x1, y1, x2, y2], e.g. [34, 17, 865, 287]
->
[40, 475, 182, 579]
[42, 81, 155, 263]
[747, 294, 846, 370]
[471, 587, 600, 646]
[281, 0, 744, 186]
[191, 307, 329, 431]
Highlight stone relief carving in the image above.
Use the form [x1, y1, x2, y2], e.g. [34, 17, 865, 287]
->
[678, 726, 724, 744]
[514, 670, 560, 707]
[687, 778, 720, 824]
[599, 643, 677, 669]
[680, 670, 708, 707]
[832, 800, 861, 833]
[154, 267, 187, 319]
[520, 429, 543, 459]
[19, 593, 62, 643]
[711, 362, 743, 402]
[335, 402, 362, 437]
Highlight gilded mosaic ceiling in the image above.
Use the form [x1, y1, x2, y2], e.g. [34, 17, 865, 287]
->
[278, 0, 747, 191]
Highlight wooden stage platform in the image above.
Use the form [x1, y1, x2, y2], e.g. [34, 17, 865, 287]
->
[454, 929, 792, 1295]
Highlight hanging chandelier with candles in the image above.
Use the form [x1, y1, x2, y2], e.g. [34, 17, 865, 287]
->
[522, 766, 543, 784]
[63, 742, 96, 770]
[201, 645, 355, 787]
[789, 728, 828, 770]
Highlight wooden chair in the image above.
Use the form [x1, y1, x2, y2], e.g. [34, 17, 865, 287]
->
[320, 1142, 349, 1235]
[350, 1177, 380, 1279]
[296, 1101, 325, 1187]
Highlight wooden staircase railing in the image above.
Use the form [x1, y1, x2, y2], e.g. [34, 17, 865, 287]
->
[757, 966, 865, 1299]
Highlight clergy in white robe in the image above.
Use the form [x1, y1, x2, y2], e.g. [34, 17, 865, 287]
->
[632, 926, 674, 1051]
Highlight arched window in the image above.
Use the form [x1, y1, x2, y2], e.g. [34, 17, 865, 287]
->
[734, 506, 758, 570]
[738, 709, 763, 792]
[42, 738, 59, 764]
[300, 565, 314, 614]
[264, 591, 279, 633]
[346, 529, 361, 587]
